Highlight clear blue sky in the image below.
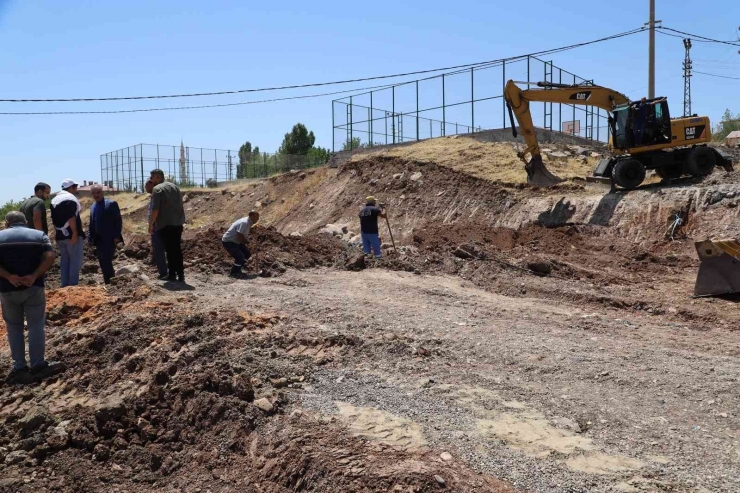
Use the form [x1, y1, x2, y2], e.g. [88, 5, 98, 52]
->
[0, 0, 738, 201]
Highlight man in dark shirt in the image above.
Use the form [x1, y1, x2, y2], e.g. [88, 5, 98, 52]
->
[148, 169, 186, 282]
[19, 182, 51, 234]
[145, 179, 168, 278]
[358, 196, 386, 259]
[0, 211, 62, 384]
[87, 185, 123, 284]
[50, 179, 85, 287]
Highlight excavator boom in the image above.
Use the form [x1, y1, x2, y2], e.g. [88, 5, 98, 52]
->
[504, 80, 630, 186]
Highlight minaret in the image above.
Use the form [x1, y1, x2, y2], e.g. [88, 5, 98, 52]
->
[179, 140, 188, 183]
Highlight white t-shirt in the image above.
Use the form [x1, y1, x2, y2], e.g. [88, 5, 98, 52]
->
[222, 217, 253, 243]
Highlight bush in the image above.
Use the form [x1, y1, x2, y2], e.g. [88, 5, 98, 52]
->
[205, 178, 219, 188]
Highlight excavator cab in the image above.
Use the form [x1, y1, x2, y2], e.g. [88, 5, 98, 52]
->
[611, 99, 672, 151]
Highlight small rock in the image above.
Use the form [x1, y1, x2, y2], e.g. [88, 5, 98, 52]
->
[719, 413, 729, 418]
[345, 254, 366, 271]
[289, 232, 303, 238]
[93, 444, 111, 462]
[309, 203, 315, 209]
[590, 152, 602, 158]
[270, 377, 288, 389]
[336, 376, 345, 384]
[440, 452, 453, 462]
[369, 178, 379, 186]
[18, 407, 54, 431]
[233, 374, 255, 402]
[115, 265, 140, 277]
[254, 398, 274, 413]
[393, 173, 404, 180]
[527, 261, 552, 276]
[434, 475, 446, 486]
[254, 201, 262, 208]
[182, 194, 190, 203]
[5, 450, 27, 465]
[341, 225, 349, 234]
[410, 172, 423, 182]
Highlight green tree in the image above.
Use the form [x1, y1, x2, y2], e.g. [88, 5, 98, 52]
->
[342, 137, 362, 151]
[714, 109, 740, 141]
[307, 146, 331, 166]
[237, 141, 253, 178]
[279, 123, 316, 155]
[0, 199, 23, 224]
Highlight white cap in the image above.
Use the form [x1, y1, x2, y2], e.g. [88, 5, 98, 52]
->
[61, 179, 78, 190]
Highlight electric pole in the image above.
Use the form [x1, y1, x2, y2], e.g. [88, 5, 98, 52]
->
[645, 0, 661, 99]
[683, 38, 692, 117]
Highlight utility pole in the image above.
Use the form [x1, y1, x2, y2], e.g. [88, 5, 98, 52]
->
[683, 38, 692, 117]
[645, 0, 661, 99]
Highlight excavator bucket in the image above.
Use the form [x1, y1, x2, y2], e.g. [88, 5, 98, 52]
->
[525, 155, 564, 188]
[694, 239, 740, 297]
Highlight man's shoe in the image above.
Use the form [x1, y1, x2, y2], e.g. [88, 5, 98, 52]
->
[5, 367, 33, 385]
[158, 274, 170, 281]
[30, 361, 66, 379]
[176, 273, 185, 283]
[229, 266, 242, 278]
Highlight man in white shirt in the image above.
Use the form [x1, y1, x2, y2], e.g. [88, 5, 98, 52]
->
[222, 211, 259, 277]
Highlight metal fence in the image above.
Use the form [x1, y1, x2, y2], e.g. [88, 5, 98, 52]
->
[332, 56, 610, 151]
[100, 143, 328, 193]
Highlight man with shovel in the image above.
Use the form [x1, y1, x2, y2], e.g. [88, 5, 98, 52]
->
[359, 196, 387, 259]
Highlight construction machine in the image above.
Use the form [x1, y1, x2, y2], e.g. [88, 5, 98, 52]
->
[504, 80, 733, 189]
[694, 239, 740, 297]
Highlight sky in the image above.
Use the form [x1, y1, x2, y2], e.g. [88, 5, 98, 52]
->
[0, 0, 738, 201]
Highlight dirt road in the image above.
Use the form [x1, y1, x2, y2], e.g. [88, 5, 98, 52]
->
[192, 267, 740, 492]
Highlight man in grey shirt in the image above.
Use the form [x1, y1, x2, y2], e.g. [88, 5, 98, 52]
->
[148, 169, 186, 282]
[222, 211, 259, 277]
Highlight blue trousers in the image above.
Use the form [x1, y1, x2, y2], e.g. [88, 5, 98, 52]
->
[361, 233, 382, 258]
[151, 231, 168, 277]
[1, 287, 46, 371]
[223, 241, 251, 267]
[57, 239, 84, 287]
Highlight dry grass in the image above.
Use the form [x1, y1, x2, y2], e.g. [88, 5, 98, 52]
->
[263, 169, 328, 225]
[350, 136, 600, 184]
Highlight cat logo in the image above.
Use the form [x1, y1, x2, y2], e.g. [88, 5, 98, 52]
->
[684, 125, 705, 140]
[569, 91, 592, 102]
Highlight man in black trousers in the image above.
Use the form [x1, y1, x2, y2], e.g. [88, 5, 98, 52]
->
[148, 169, 186, 282]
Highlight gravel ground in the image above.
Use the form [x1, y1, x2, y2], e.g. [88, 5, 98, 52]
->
[189, 267, 740, 493]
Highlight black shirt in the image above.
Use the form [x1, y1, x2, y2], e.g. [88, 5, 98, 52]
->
[51, 199, 84, 241]
[19, 196, 48, 235]
[359, 205, 382, 234]
[0, 225, 53, 292]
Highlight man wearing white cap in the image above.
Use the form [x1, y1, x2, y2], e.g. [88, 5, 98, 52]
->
[50, 179, 85, 287]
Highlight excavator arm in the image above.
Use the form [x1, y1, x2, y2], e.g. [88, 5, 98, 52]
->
[504, 80, 630, 186]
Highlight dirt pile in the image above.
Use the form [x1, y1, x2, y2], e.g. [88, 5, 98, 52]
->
[0, 282, 513, 492]
[181, 226, 350, 277]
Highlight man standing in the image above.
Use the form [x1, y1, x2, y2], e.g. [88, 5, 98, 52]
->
[87, 185, 123, 284]
[51, 179, 84, 287]
[19, 182, 51, 234]
[148, 169, 186, 282]
[0, 211, 61, 384]
[145, 179, 168, 278]
[359, 196, 386, 259]
[222, 211, 259, 277]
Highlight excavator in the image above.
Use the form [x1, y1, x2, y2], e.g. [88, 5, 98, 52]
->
[504, 80, 739, 297]
[503, 80, 733, 189]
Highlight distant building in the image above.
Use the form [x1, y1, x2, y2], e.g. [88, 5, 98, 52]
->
[727, 130, 740, 148]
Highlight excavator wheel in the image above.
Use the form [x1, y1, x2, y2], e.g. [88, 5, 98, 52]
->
[655, 165, 683, 180]
[686, 146, 716, 177]
[612, 159, 646, 190]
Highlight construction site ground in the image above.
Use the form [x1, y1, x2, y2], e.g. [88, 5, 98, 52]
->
[2, 137, 740, 492]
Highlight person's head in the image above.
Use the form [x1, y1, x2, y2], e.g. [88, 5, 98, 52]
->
[248, 210, 260, 224]
[145, 179, 154, 194]
[61, 179, 79, 195]
[365, 195, 377, 206]
[641, 97, 647, 103]
[5, 211, 27, 229]
[150, 169, 165, 185]
[34, 182, 51, 200]
[91, 184, 105, 203]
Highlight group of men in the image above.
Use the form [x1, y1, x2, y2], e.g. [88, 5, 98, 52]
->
[0, 169, 186, 384]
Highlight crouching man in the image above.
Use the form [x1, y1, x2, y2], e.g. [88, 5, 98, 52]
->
[222, 211, 260, 277]
[0, 211, 63, 384]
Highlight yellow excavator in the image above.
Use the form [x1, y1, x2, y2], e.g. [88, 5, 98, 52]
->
[504, 80, 733, 189]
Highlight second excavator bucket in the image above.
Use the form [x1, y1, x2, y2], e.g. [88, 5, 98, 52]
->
[694, 239, 740, 297]
[525, 155, 565, 188]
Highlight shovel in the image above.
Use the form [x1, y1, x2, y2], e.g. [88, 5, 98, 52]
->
[382, 205, 397, 254]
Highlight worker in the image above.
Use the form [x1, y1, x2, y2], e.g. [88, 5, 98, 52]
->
[145, 179, 168, 278]
[50, 179, 85, 287]
[19, 182, 51, 234]
[0, 211, 62, 384]
[222, 211, 260, 277]
[633, 97, 649, 146]
[358, 196, 386, 259]
[148, 169, 186, 282]
[87, 184, 123, 284]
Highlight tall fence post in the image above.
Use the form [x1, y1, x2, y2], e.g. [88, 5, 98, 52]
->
[471, 67, 475, 133]
[140, 144, 145, 192]
[370, 91, 374, 146]
[392, 86, 396, 144]
[416, 80, 419, 141]
[349, 96, 354, 150]
[442, 74, 446, 136]
[502, 60, 506, 129]
[332, 101, 335, 153]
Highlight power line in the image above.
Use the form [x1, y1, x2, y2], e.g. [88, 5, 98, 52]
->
[0, 27, 647, 104]
[694, 70, 740, 80]
[656, 26, 740, 46]
[0, 82, 402, 115]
